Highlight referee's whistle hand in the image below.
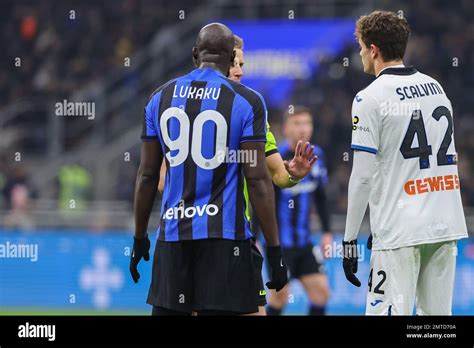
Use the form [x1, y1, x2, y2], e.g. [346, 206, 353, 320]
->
[130, 235, 151, 283]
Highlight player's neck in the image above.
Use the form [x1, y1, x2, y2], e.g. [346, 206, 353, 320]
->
[374, 59, 404, 77]
[199, 62, 228, 76]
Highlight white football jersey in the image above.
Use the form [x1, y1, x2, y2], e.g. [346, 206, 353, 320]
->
[351, 65, 468, 250]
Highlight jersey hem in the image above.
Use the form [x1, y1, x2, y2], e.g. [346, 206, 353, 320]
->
[372, 233, 468, 251]
[158, 235, 254, 242]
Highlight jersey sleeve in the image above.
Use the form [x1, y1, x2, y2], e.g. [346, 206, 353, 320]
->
[265, 121, 279, 156]
[141, 94, 159, 141]
[241, 92, 267, 143]
[350, 92, 381, 154]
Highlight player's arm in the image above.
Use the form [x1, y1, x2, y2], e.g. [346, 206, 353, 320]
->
[344, 150, 376, 242]
[134, 141, 163, 239]
[343, 92, 380, 287]
[313, 183, 333, 255]
[242, 141, 288, 291]
[344, 91, 380, 243]
[130, 141, 162, 283]
[309, 151, 332, 255]
[242, 142, 280, 246]
[157, 160, 166, 194]
[314, 185, 331, 233]
[342, 150, 376, 287]
[241, 96, 287, 291]
[130, 99, 162, 283]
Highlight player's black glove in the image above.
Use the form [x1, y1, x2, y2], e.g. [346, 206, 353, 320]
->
[367, 234, 373, 250]
[265, 246, 288, 291]
[342, 239, 361, 287]
[130, 235, 150, 283]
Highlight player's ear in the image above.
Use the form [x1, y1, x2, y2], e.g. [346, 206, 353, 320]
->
[370, 44, 378, 59]
[192, 46, 199, 67]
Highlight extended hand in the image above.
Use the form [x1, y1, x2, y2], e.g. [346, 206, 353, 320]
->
[284, 141, 318, 180]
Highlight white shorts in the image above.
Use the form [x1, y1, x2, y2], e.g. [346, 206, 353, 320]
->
[366, 241, 457, 315]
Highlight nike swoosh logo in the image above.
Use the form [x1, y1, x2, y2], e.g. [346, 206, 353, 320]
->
[280, 258, 283, 267]
[370, 299, 383, 307]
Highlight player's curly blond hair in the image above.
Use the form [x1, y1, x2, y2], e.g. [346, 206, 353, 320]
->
[355, 11, 410, 62]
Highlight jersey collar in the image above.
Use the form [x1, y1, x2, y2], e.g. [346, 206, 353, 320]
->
[188, 67, 226, 80]
[377, 65, 417, 78]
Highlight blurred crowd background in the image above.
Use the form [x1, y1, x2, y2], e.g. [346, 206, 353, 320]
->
[1, 0, 473, 230]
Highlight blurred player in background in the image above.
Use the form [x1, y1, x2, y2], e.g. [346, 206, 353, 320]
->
[158, 34, 318, 315]
[267, 106, 332, 316]
[342, 11, 468, 315]
[131, 23, 289, 315]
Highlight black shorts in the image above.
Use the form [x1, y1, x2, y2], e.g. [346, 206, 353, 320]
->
[250, 238, 267, 306]
[282, 245, 325, 279]
[147, 238, 259, 314]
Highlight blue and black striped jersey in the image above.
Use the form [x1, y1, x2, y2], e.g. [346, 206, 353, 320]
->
[142, 68, 268, 241]
[275, 141, 328, 248]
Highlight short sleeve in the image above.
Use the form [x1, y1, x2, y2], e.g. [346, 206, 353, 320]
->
[141, 95, 159, 141]
[241, 93, 267, 143]
[265, 122, 279, 156]
[350, 92, 381, 154]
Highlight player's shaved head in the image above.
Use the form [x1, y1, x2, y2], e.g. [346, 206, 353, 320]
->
[196, 23, 234, 54]
[193, 23, 235, 76]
